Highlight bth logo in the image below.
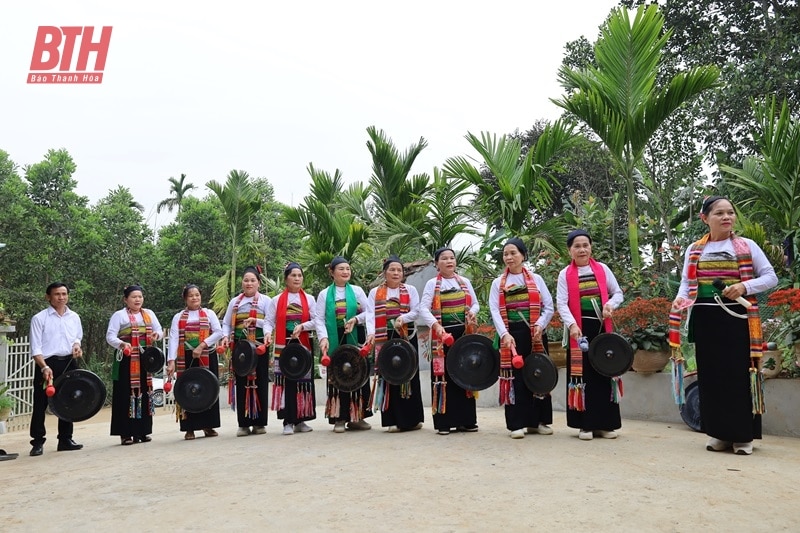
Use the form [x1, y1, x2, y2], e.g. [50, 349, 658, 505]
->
[28, 26, 112, 84]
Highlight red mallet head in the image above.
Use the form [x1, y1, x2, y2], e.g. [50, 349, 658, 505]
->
[512, 355, 524, 369]
[45, 385, 56, 397]
[163, 381, 172, 393]
[216, 345, 225, 355]
[359, 344, 371, 357]
[256, 344, 267, 355]
[442, 333, 454, 347]
[122, 346, 132, 356]
[321, 354, 331, 367]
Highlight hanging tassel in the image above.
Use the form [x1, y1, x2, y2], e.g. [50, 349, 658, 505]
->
[148, 389, 155, 417]
[670, 349, 686, 405]
[271, 376, 284, 411]
[400, 381, 411, 399]
[129, 394, 136, 418]
[368, 374, 379, 410]
[381, 380, 390, 412]
[135, 392, 143, 419]
[373, 377, 385, 412]
[228, 373, 236, 412]
[750, 361, 765, 415]
[432, 379, 446, 414]
[498, 372, 515, 406]
[349, 396, 359, 422]
[610, 376, 623, 404]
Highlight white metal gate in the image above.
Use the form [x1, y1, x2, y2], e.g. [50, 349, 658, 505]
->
[1, 333, 34, 433]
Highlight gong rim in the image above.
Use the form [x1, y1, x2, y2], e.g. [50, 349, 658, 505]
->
[141, 346, 165, 374]
[48, 369, 107, 422]
[377, 338, 417, 385]
[279, 340, 313, 380]
[173, 367, 220, 413]
[522, 352, 559, 395]
[232, 339, 258, 377]
[679, 380, 702, 432]
[588, 333, 634, 377]
[446, 334, 500, 391]
[329, 344, 369, 392]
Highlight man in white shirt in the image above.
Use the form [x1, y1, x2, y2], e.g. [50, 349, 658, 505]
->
[29, 282, 84, 456]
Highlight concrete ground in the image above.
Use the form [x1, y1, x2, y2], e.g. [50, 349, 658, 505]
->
[2, 398, 799, 532]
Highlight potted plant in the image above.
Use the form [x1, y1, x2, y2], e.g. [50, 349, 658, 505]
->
[545, 314, 567, 367]
[613, 297, 672, 373]
[0, 383, 15, 421]
[766, 288, 800, 375]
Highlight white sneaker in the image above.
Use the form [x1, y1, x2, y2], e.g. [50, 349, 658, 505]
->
[236, 427, 250, 437]
[347, 420, 371, 430]
[733, 442, 753, 455]
[527, 424, 554, 435]
[437, 428, 451, 435]
[387, 426, 400, 433]
[282, 424, 295, 435]
[595, 430, 618, 439]
[333, 421, 346, 433]
[295, 421, 313, 433]
[409, 422, 423, 431]
[252, 426, 266, 435]
[706, 437, 732, 452]
[578, 430, 593, 441]
[510, 429, 525, 439]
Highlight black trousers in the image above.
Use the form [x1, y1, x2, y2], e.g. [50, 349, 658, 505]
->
[30, 357, 76, 447]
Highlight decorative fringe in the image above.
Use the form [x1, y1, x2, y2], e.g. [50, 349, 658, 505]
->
[297, 383, 315, 418]
[610, 376, 623, 404]
[400, 381, 411, 399]
[750, 361, 766, 415]
[372, 377, 388, 412]
[498, 370, 515, 406]
[432, 379, 446, 414]
[670, 354, 686, 405]
[228, 375, 236, 412]
[349, 392, 360, 422]
[270, 375, 285, 411]
[567, 379, 586, 411]
[244, 378, 261, 419]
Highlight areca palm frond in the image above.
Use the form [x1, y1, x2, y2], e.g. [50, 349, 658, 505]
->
[157, 173, 196, 214]
[444, 119, 575, 234]
[551, 4, 719, 270]
[722, 96, 800, 243]
[366, 125, 430, 221]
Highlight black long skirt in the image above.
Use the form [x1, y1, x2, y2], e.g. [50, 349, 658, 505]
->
[432, 324, 477, 431]
[505, 323, 553, 431]
[234, 352, 269, 428]
[178, 352, 221, 432]
[110, 355, 153, 438]
[565, 316, 621, 431]
[328, 325, 373, 423]
[378, 328, 424, 430]
[691, 301, 761, 442]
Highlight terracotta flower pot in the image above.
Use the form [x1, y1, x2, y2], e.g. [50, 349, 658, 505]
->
[547, 342, 567, 368]
[0, 406, 11, 421]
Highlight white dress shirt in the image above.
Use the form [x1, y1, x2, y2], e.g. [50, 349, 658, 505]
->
[30, 306, 83, 358]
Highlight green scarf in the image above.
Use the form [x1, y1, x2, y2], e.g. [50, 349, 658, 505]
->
[325, 283, 358, 351]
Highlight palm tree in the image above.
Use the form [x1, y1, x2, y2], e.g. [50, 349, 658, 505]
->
[157, 173, 196, 215]
[443, 119, 576, 254]
[722, 96, 800, 282]
[551, 4, 719, 270]
[366, 126, 430, 226]
[206, 170, 261, 312]
[284, 164, 371, 290]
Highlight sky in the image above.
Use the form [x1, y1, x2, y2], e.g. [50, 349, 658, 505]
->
[2, 0, 620, 230]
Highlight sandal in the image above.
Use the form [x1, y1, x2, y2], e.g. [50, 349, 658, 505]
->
[0, 449, 19, 461]
[184, 431, 195, 440]
[202, 428, 218, 437]
[120, 437, 135, 446]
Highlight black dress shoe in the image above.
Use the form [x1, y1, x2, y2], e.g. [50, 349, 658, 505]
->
[56, 439, 83, 451]
[30, 445, 44, 456]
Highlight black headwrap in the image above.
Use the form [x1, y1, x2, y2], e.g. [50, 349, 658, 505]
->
[382, 255, 403, 272]
[242, 266, 260, 279]
[504, 237, 528, 260]
[566, 229, 592, 248]
[329, 256, 349, 270]
[701, 195, 728, 215]
[433, 247, 455, 262]
[284, 262, 303, 278]
[123, 284, 144, 298]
